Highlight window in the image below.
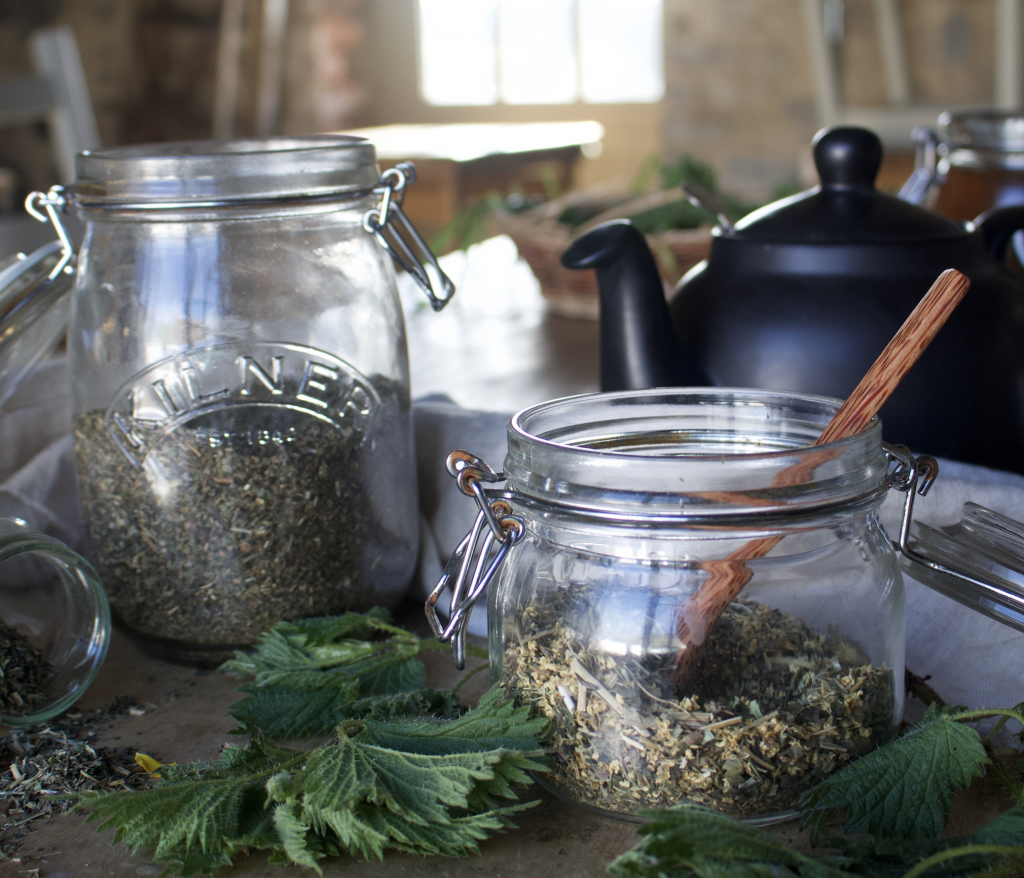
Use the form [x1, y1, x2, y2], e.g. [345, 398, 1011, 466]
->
[417, 0, 664, 106]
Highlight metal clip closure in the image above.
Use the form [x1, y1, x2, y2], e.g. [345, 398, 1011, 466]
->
[24, 186, 75, 279]
[884, 443, 1016, 602]
[885, 443, 938, 557]
[425, 450, 525, 669]
[363, 162, 456, 312]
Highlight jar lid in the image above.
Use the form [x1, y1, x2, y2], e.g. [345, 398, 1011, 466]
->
[901, 501, 1024, 632]
[0, 240, 74, 409]
[940, 110, 1024, 153]
[73, 135, 379, 206]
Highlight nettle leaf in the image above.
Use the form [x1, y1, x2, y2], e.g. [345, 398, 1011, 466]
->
[227, 677, 460, 740]
[276, 608, 393, 646]
[228, 682, 361, 739]
[222, 610, 434, 738]
[82, 686, 543, 873]
[607, 804, 848, 878]
[971, 803, 1024, 845]
[272, 803, 319, 871]
[77, 741, 306, 860]
[299, 731, 538, 860]
[799, 704, 989, 840]
[354, 685, 548, 755]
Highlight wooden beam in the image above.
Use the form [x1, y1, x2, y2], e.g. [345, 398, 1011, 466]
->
[873, 0, 910, 105]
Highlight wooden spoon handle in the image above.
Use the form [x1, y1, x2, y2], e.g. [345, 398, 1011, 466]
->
[673, 268, 970, 681]
[817, 268, 970, 445]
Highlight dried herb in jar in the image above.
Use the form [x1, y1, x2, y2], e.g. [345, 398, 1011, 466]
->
[504, 591, 894, 819]
[73, 376, 415, 659]
[0, 623, 53, 715]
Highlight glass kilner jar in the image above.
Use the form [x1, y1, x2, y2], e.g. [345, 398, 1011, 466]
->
[429, 389, 917, 822]
[54, 136, 453, 664]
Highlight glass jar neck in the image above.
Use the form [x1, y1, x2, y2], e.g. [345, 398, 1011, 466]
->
[504, 389, 889, 523]
[73, 191, 377, 224]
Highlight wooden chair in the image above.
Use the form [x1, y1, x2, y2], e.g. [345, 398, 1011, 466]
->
[0, 26, 96, 257]
[801, 0, 1024, 148]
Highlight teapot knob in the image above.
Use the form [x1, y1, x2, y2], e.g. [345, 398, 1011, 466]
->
[813, 126, 882, 190]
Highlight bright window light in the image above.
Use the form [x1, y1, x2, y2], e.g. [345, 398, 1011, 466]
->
[578, 0, 664, 103]
[418, 0, 499, 106]
[418, 0, 663, 106]
[499, 0, 577, 104]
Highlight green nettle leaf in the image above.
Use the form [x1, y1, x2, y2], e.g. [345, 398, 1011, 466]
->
[77, 685, 544, 873]
[799, 705, 990, 840]
[77, 740, 305, 861]
[353, 686, 548, 755]
[971, 804, 1024, 845]
[607, 804, 848, 878]
[222, 611, 444, 739]
[271, 803, 319, 871]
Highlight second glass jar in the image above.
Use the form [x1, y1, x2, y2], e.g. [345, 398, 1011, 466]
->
[486, 389, 905, 822]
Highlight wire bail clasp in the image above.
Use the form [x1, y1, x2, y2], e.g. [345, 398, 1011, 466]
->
[363, 162, 455, 312]
[425, 450, 525, 669]
[25, 185, 75, 279]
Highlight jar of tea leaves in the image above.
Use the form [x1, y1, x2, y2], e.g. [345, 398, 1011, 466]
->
[55, 137, 453, 665]
[429, 389, 911, 822]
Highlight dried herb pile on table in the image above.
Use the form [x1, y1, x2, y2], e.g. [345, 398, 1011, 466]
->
[0, 622, 54, 714]
[75, 609, 547, 875]
[0, 697, 156, 861]
[505, 594, 894, 818]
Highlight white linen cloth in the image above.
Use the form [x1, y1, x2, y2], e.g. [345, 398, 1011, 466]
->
[3, 357, 1023, 720]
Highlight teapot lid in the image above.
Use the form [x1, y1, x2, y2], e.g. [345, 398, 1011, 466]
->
[727, 127, 967, 245]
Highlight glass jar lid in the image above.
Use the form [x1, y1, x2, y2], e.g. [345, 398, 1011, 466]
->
[73, 135, 378, 207]
[505, 388, 888, 522]
[901, 501, 1024, 632]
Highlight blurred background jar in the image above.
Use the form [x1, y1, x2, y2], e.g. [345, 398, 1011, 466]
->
[903, 111, 1024, 221]
[66, 136, 451, 666]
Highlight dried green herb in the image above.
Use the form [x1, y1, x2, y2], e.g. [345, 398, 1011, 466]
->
[505, 595, 894, 819]
[0, 622, 52, 715]
[0, 698, 157, 862]
[73, 377, 415, 661]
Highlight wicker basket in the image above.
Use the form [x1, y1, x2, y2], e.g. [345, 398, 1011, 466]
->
[492, 192, 713, 320]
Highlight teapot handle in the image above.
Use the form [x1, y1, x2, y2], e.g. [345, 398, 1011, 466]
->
[975, 205, 1024, 262]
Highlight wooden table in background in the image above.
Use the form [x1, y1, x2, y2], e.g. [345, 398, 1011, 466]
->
[341, 122, 604, 243]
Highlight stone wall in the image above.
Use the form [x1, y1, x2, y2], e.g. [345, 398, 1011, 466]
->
[0, 0, 370, 197]
[663, 0, 1001, 203]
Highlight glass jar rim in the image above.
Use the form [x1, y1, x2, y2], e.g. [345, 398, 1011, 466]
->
[504, 388, 888, 521]
[73, 135, 379, 207]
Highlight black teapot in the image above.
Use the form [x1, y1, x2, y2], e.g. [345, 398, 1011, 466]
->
[562, 126, 1024, 473]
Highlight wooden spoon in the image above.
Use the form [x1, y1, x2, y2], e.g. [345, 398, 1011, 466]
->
[672, 268, 971, 682]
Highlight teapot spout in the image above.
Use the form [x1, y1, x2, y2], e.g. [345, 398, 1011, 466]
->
[562, 220, 704, 391]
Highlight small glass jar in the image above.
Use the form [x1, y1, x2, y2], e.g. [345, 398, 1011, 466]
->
[433, 389, 905, 822]
[0, 517, 110, 725]
[64, 137, 450, 664]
